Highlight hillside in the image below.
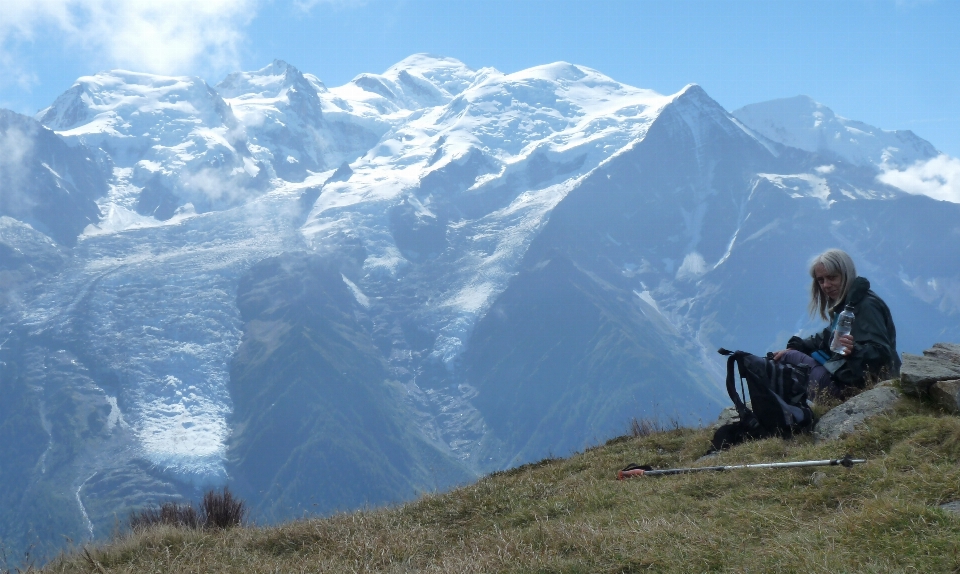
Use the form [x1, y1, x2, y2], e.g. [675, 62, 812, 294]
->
[33, 390, 960, 573]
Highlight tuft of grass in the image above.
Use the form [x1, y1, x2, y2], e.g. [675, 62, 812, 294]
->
[1, 542, 37, 574]
[127, 487, 245, 533]
[629, 415, 683, 438]
[201, 487, 246, 530]
[128, 502, 201, 531]
[41, 395, 960, 573]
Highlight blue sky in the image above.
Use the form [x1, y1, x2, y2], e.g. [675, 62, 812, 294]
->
[2, 0, 958, 156]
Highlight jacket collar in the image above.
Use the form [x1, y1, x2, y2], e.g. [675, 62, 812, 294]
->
[833, 276, 870, 313]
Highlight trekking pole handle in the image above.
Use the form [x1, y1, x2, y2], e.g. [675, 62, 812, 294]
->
[617, 468, 646, 480]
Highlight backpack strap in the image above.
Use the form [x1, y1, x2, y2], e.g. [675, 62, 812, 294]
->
[722, 351, 749, 417]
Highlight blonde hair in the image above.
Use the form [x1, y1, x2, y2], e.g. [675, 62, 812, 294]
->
[808, 249, 857, 321]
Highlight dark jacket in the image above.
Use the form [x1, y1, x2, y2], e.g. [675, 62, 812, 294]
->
[787, 277, 899, 387]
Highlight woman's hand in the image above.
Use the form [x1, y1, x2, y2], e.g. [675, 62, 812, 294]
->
[836, 334, 855, 356]
[773, 349, 790, 361]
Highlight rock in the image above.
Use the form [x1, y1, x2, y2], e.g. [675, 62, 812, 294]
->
[940, 500, 960, 514]
[900, 352, 960, 396]
[710, 405, 741, 430]
[810, 471, 827, 486]
[813, 386, 902, 442]
[929, 380, 960, 414]
[925, 343, 960, 367]
[696, 452, 720, 463]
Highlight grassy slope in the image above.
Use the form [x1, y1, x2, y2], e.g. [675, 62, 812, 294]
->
[38, 394, 960, 573]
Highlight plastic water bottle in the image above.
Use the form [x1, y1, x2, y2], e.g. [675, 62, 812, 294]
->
[830, 305, 855, 355]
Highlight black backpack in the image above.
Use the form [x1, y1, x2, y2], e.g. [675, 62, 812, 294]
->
[710, 348, 814, 451]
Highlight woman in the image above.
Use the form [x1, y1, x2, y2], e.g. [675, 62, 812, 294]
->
[773, 249, 899, 397]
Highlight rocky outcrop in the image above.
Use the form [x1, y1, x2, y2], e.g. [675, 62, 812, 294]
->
[813, 384, 902, 442]
[924, 343, 960, 366]
[900, 343, 960, 396]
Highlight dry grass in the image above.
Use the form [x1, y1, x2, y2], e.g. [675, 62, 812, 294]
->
[39, 395, 960, 573]
[127, 487, 245, 533]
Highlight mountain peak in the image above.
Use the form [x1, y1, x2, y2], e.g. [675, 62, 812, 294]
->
[382, 54, 479, 100]
[37, 70, 229, 133]
[668, 83, 731, 119]
[216, 60, 311, 100]
[733, 96, 938, 168]
[511, 61, 586, 82]
[385, 53, 472, 77]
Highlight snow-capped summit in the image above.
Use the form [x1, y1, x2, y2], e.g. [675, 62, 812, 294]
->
[37, 70, 265, 220]
[38, 70, 238, 140]
[337, 55, 480, 114]
[216, 59, 319, 100]
[218, 60, 385, 182]
[385, 54, 478, 97]
[733, 95, 938, 169]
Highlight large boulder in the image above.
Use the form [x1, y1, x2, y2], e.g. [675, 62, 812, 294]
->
[813, 385, 902, 442]
[900, 343, 960, 396]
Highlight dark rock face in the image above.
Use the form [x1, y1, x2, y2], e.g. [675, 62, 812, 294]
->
[135, 176, 181, 221]
[465, 252, 723, 466]
[226, 253, 471, 520]
[0, 110, 106, 245]
[0, 217, 66, 311]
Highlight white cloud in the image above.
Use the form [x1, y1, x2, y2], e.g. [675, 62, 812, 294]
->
[0, 125, 37, 213]
[0, 0, 258, 77]
[878, 154, 960, 204]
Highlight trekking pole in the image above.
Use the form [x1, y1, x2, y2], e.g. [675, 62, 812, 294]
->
[617, 454, 865, 480]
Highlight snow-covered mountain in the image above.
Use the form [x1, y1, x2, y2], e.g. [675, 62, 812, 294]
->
[38, 70, 266, 221]
[732, 95, 938, 169]
[1, 55, 958, 561]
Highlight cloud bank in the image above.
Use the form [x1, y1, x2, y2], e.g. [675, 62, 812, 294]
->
[878, 154, 960, 204]
[0, 0, 257, 80]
